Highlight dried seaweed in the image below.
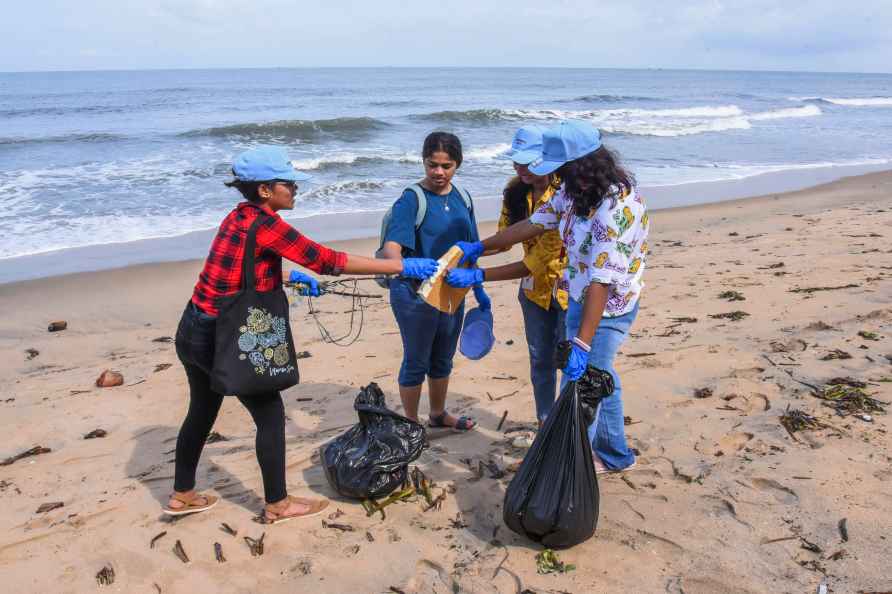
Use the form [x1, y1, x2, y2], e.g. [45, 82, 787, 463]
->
[95, 565, 115, 586]
[779, 406, 838, 441]
[35, 501, 64, 514]
[244, 533, 265, 556]
[790, 284, 859, 294]
[826, 377, 867, 388]
[154, 363, 172, 373]
[693, 387, 713, 399]
[858, 331, 881, 341]
[150, 531, 167, 549]
[321, 520, 355, 532]
[214, 542, 226, 563]
[709, 311, 750, 321]
[173, 540, 190, 563]
[718, 290, 746, 302]
[813, 384, 887, 416]
[838, 518, 849, 542]
[1, 445, 51, 466]
[84, 429, 107, 439]
[220, 522, 238, 537]
[535, 549, 575, 574]
[669, 316, 698, 323]
[820, 349, 852, 361]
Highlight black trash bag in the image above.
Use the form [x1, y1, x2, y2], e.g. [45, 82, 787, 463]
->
[503, 363, 614, 549]
[321, 382, 426, 499]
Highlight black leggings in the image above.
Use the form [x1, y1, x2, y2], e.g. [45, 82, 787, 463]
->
[173, 302, 287, 504]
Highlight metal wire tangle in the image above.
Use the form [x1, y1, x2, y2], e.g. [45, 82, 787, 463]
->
[288, 277, 383, 347]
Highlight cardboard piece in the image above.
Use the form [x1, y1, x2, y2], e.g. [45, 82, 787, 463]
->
[417, 246, 471, 314]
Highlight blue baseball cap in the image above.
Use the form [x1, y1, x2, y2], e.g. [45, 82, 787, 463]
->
[528, 121, 601, 176]
[500, 125, 545, 165]
[232, 146, 311, 182]
[460, 307, 495, 360]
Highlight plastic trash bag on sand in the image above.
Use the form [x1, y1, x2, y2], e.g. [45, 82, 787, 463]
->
[503, 366, 615, 548]
[321, 382, 426, 499]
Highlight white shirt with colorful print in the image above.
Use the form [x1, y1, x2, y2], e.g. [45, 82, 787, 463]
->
[529, 184, 648, 317]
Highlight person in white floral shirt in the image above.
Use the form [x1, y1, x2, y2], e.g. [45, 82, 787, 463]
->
[451, 121, 647, 474]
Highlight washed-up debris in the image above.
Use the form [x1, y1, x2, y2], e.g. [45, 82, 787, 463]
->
[805, 321, 836, 331]
[820, 349, 852, 361]
[206, 431, 228, 444]
[512, 434, 534, 449]
[624, 416, 642, 425]
[449, 513, 468, 529]
[669, 316, 698, 323]
[214, 542, 226, 563]
[770, 339, 807, 353]
[365, 531, 375, 542]
[36, 501, 64, 514]
[718, 290, 745, 302]
[95, 565, 115, 586]
[321, 520, 355, 532]
[295, 351, 312, 359]
[838, 518, 849, 542]
[361, 486, 415, 519]
[220, 522, 238, 537]
[25, 348, 39, 360]
[758, 262, 785, 270]
[800, 537, 823, 553]
[491, 375, 517, 381]
[84, 429, 107, 439]
[506, 339, 514, 345]
[152, 336, 173, 343]
[497, 410, 509, 431]
[48, 321, 68, 332]
[826, 377, 867, 388]
[858, 331, 881, 341]
[1, 445, 51, 466]
[709, 311, 750, 321]
[626, 352, 657, 358]
[814, 384, 887, 416]
[153, 363, 172, 373]
[244, 533, 266, 556]
[95, 370, 124, 388]
[790, 283, 860, 294]
[424, 491, 447, 512]
[150, 531, 167, 549]
[173, 540, 190, 563]
[535, 549, 575, 574]
[779, 406, 839, 441]
[826, 549, 847, 561]
[327, 508, 345, 520]
[694, 387, 713, 399]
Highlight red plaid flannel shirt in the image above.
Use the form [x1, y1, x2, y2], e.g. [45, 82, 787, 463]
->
[191, 202, 347, 316]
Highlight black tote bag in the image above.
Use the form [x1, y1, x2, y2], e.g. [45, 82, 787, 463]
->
[210, 214, 300, 396]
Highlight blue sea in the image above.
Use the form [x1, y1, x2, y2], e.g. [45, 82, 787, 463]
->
[2, 68, 892, 278]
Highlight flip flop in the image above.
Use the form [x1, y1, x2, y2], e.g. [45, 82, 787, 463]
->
[263, 496, 329, 525]
[162, 491, 219, 516]
[428, 410, 476, 432]
[593, 453, 637, 475]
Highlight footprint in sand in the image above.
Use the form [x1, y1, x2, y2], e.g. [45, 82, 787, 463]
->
[751, 477, 799, 505]
[717, 431, 754, 454]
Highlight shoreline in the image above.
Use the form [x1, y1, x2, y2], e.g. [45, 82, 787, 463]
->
[1, 161, 890, 285]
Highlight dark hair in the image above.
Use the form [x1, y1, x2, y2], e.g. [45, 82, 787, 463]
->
[422, 131, 463, 167]
[224, 175, 263, 203]
[502, 174, 561, 226]
[559, 146, 635, 217]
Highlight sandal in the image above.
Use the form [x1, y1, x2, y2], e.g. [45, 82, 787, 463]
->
[593, 452, 637, 475]
[263, 495, 329, 525]
[428, 410, 476, 432]
[162, 491, 219, 516]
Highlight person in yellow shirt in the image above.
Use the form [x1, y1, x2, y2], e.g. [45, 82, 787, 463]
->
[447, 126, 567, 422]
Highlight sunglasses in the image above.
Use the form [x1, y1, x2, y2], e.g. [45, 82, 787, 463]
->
[271, 180, 298, 192]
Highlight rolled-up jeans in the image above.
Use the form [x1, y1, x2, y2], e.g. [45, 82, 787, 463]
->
[518, 288, 566, 421]
[562, 298, 639, 470]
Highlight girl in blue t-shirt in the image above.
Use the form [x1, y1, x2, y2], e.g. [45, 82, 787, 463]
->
[377, 132, 488, 431]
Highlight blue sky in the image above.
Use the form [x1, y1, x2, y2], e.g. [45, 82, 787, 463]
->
[2, 1, 890, 72]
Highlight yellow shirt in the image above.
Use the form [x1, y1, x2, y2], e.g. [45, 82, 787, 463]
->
[498, 180, 568, 311]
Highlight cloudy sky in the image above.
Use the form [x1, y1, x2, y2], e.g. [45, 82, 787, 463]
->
[3, 1, 890, 72]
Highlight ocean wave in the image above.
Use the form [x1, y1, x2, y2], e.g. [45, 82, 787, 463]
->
[748, 104, 822, 121]
[183, 116, 390, 141]
[465, 143, 512, 160]
[301, 179, 389, 200]
[0, 104, 128, 118]
[291, 152, 421, 171]
[0, 132, 128, 147]
[602, 117, 752, 137]
[562, 94, 657, 103]
[790, 96, 892, 107]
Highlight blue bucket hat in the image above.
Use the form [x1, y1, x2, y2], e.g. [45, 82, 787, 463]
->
[232, 146, 311, 182]
[460, 307, 495, 360]
[500, 125, 545, 165]
[528, 121, 601, 176]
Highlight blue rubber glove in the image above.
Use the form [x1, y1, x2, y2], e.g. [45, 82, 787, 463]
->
[401, 258, 439, 280]
[456, 241, 484, 266]
[562, 342, 589, 381]
[472, 284, 491, 312]
[288, 270, 321, 297]
[446, 267, 484, 288]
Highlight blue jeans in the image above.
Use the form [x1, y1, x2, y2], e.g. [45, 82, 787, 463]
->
[562, 298, 639, 470]
[518, 289, 566, 421]
[390, 279, 465, 387]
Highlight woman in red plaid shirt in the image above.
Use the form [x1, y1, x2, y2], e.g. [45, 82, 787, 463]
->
[165, 146, 438, 524]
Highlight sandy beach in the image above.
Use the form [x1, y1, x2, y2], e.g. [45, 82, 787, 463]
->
[1, 170, 891, 594]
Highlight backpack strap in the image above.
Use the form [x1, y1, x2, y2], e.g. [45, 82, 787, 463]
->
[406, 183, 427, 229]
[453, 184, 474, 214]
